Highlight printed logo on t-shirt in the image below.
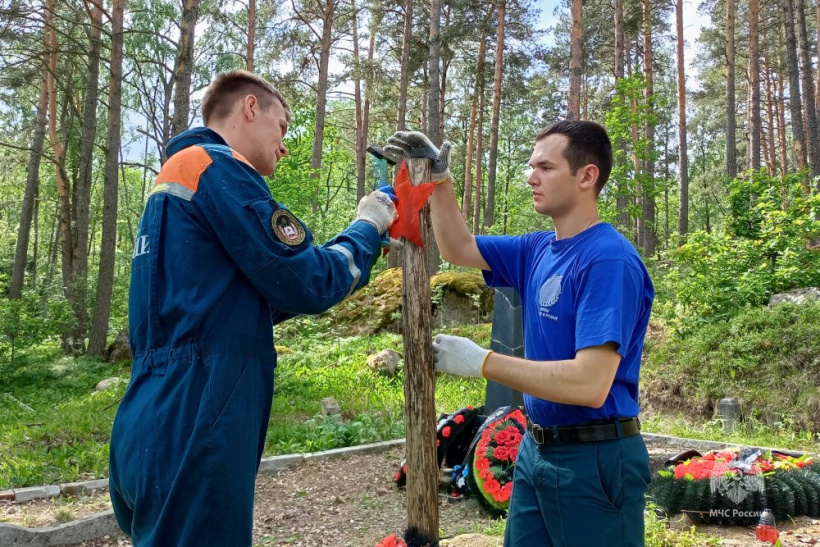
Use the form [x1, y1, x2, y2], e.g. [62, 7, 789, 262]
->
[538, 274, 563, 320]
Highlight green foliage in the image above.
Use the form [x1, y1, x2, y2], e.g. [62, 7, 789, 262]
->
[602, 75, 659, 231]
[653, 172, 820, 332]
[642, 413, 818, 453]
[0, 291, 75, 365]
[642, 302, 820, 430]
[644, 503, 721, 547]
[0, 323, 489, 489]
[0, 353, 124, 489]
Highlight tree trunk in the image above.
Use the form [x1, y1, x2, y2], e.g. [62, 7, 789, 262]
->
[462, 22, 490, 220]
[472, 76, 486, 234]
[614, 0, 624, 81]
[10, 64, 49, 299]
[748, 0, 761, 170]
[402, 157, 439, 543]
[46, 0, 76, 352]
[776, 55, 790, 174]
[726, 0, 737, 180]
[763, 56, 778, 175]
[70, 0, 105, 350]
[567, 0, 583, 119]
[171, 0, 199, 137]
[614, 0, 628, 231]
[484, 0, 505, 228]
[783, 0, 808, 183]
[641, 0, 656, 256]
[425, 0, 442, 273]
[310, 0, 336, 210]
[246, 0, 255, 71]
[816, 0, 820, 117]
[352, 0, 366, 201]
[675, 0, 688, 242]
[428, 0, 441, 144]
[88, 0, 125, 356]
[397, 0, 413, 131]
[795, 0, 820, 178]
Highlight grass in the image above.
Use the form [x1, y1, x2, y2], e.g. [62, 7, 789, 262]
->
[0, 324, 489, 489]
[642, 411, 818, 453]
[1, 309, 818, 500]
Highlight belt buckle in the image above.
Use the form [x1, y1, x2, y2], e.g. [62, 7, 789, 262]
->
[529, 422, 546, 445]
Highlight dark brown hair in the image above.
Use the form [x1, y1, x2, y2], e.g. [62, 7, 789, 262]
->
[536, 120, 613, 194]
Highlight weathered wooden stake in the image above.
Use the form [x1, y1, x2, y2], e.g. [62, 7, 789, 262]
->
[402, 157, 439, 541]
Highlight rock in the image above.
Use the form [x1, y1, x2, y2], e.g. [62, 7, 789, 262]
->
[330, 268, 493, 335]
[366, 349, 402, 377]
[430, 272, 494, 328]
[105, 328, 132, 363]
[95, 378, 121, 391]
[321, 396, 341, 416]
[439, 533, 502, 547]
[768, 287, 820, 307]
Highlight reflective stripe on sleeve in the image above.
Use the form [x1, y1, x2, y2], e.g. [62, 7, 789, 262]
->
[150, 182, 196, 201]
[328, 244, 361, 296]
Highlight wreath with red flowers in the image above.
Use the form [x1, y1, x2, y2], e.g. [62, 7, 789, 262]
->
[465, 406, 527, 516]
[648, 447, 819, 524]
[393, 405, 483, 490]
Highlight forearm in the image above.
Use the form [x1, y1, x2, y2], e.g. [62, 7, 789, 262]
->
[430, 182, 489, 270]
[482, 344, 620, 409]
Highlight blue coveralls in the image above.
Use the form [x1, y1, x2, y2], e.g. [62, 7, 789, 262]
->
[109, 127, 382, 546]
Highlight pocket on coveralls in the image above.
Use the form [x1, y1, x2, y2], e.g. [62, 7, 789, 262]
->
[204, 351, 251, 427]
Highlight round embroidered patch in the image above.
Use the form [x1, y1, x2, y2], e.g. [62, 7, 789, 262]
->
[271, 209, 305, 246]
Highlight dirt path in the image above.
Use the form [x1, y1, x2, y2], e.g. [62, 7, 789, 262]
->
[3, 442, 819, 546]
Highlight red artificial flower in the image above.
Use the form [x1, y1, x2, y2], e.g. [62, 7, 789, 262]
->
[494, 446, 510, 462]
[484, 478, 501, 493]
[442, 426, 451, 438]
[375, 534, 407, 547]
[394, 471, 401, 481]
[436, 439, 440, 447]
[454, 414, 465, 424]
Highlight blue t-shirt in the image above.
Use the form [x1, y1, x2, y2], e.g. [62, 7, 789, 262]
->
[476, 223, 654, 427]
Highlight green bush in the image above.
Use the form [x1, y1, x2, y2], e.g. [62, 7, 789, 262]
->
[653, 171, 820, 333]
[642, 302, 820, 430]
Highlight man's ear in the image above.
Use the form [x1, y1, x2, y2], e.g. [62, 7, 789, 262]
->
[240, 94, 258, 121]
[579, 164, 600, 192]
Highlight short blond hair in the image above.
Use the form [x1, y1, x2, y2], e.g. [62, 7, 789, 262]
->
[201, 70, 291, 125]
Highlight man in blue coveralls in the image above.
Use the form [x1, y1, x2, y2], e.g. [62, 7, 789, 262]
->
[385, 121, 654, 546]
[109, 70, 398, 545]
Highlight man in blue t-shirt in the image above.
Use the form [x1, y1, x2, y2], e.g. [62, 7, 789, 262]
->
[385, 121, 654, 546]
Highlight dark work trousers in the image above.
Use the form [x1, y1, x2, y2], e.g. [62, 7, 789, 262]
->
[504, 431, 650, 546]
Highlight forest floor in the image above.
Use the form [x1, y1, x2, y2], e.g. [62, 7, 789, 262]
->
[3, 442, 820, 547]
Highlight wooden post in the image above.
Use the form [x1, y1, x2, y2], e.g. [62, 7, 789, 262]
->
[402, 157, 439, 541]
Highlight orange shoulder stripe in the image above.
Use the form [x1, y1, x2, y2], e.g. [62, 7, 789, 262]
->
[155, 146, 213, 193]
[232, 149, 253, 167]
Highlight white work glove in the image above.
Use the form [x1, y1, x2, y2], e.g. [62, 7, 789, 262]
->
[355, 189, 398, 235]
[432, 334, 492, 378]
[384, 131, 453, 183]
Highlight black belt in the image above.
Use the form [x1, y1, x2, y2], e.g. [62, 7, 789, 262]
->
[528, 417, 640, 445]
